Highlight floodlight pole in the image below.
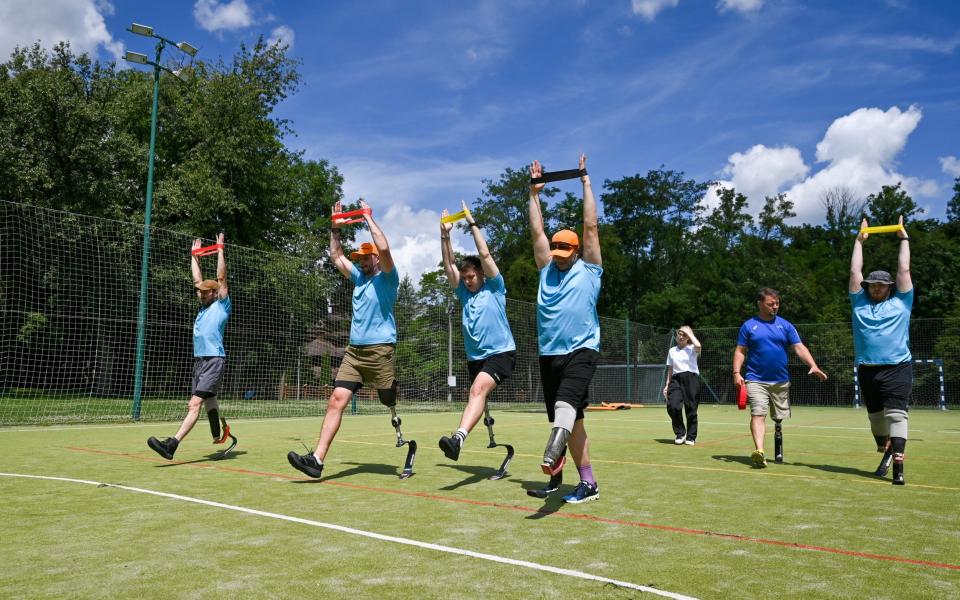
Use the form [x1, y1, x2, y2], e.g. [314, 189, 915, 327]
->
[128, 26, 196, 420]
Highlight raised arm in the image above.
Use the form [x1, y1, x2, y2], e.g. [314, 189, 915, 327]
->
[849, 218, 867, 293]
[191, 239, 203, 286]
[215, 232, 228, 299]
[896, 214, 911, 293]
[579, 154, 602, 267]
[681, 326, 702, 355]
[361, 199, 394, 273]
[792, 343, 827, 381]
[440, 209, 459, 289]
[464, 200, 498, 279]
[329, 201, 354, 279]
[528, 160, 551, 269]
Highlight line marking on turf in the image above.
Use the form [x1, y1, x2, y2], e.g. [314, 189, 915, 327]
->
[59, 447, 960, 568]
[0, 472, 698, 599]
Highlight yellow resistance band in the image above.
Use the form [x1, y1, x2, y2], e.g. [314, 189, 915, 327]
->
[441, 209, 472, 224]
[860, 224, 904, 234]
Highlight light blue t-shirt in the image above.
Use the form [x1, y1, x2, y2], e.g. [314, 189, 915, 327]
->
[850, 288, 913, 365]
[349, 265, 400, 345]
[194, 296, 231, 357]
[537, 259, 602, 356]
[455, 273, 516, 361]
[736, 315, 801, 384]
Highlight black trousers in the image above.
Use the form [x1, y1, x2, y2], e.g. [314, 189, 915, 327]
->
[666, 371, 700, 440]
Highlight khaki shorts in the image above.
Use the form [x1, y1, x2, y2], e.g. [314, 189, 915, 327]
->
[336, 344, 395, 390]
[746, 381, 791, 420]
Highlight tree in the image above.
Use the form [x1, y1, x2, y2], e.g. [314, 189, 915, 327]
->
[756, 193, 795, 241]
[865, 182, 921, 225]
[947, 177, 960, 223]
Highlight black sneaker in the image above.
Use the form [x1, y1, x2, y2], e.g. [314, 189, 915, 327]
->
[526, 472, 562, 498]
[892, 457, 904, 485]
[438, 434, 461, 461]
[147, 436, 178, 460]
[875, 449, 893, 477]
[562, 480, 599, 504]
[287, 451, 324, 478]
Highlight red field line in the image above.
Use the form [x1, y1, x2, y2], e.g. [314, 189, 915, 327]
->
[65, 445, 960, 572]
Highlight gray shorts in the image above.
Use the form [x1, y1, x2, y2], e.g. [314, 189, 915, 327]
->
[192, 356, 225, 397]
[746, 381, 791, 420]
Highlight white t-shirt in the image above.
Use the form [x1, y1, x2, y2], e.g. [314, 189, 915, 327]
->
[666, 344, 699, 375]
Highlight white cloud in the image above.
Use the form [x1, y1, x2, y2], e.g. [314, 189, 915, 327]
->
[193, 0, 252, 33]
[721, 144, 808, 204]
[717, 0, 765, 15]
[0, 0, 123, 61]
[268, 25, 294, 50]
[815, 105, 921, 165]
[941, 155, 960, 177]
[631, 0, 680, 21]
[711, 106, 938, 223]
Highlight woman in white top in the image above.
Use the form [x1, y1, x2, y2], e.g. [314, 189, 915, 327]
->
[663, 326, 702, 445]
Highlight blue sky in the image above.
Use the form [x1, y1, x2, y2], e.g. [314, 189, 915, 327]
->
[2, 0, 958, 282]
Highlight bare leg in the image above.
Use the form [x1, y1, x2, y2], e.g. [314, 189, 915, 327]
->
[314, 387, 353, 461]
[568, 418, 590, 469]
[459, 372, 497, 432]
[750, 415, 766, 452]
[174, 395, 205, 441]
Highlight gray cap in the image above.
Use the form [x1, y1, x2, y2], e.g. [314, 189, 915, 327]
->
[862, 270, 894, 288]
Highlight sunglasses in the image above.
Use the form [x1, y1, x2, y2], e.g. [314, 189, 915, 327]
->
[550, 242, 577, 251]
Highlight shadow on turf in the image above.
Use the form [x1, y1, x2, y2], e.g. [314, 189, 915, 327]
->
[654, 438, 683, 445]
[291, 461, 404, 483]
[789, 461, 880, 478]
[156, 450, 248, 466]
[712, 454, 758, 467]
[434, 463, 509, 490]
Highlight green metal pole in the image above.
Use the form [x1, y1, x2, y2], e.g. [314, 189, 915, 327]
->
[132, 42, 165, 420]
[625, 319, 632, 403]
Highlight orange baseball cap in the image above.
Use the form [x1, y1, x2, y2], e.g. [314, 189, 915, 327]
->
[350, 242, 380, 261]
[549, 230, 580, 258]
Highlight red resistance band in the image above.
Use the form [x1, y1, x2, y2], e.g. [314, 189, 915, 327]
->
[191, 243, 224, 256]
[332, 208, 371, 225]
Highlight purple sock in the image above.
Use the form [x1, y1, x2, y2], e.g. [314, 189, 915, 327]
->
[577, 464, 596, 486]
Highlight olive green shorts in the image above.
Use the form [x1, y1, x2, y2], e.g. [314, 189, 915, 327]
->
[336, 344, 396, 390]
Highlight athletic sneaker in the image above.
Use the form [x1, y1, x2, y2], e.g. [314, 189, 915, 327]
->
[526, 472, 563, 499]
[751, 449, 767, 468]
[684, 439, 696, 446]
[438, 434, 461, 461]
[875, 450, 893, 477]
[892, 457, 905, 485]
[287, 451, 324, 478]
[147, 436, 178, 460]
[562, 480, 599, 504]
[674, 435, 686, 445]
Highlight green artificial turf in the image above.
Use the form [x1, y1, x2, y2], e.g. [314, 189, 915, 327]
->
[1, 406, 958, 599]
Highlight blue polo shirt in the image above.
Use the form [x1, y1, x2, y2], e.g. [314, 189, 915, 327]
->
[850, 288, 913, 365]
[737, 315, 801, 384]
[537, 259, 602, 356]
[194, 296, 231, 357]
[455, 273, 516, 361]
[349, 265, 400, 345]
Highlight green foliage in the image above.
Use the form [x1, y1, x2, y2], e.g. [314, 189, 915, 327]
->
[947, 177, 960, 223]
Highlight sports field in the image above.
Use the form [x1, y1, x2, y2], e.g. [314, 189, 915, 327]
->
[2, 406, 958, 599]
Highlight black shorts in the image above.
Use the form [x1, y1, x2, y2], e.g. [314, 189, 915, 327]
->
[467, 351, 516, 386]
[192, 356, 225, 398]
[539, 348, 600, 422]
[858, 362, 912, 413]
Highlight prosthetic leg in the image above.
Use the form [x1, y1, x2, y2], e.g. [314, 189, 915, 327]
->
[773, 419, 783, 464]
[875, 438, 893, 477]
[482, 407, 514, 481]
[380, 383, 416, 479]
[540, 427, 569, 476]
[208, 407, 237, 460]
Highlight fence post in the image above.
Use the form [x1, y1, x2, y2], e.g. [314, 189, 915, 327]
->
[625, 319, 632, 404]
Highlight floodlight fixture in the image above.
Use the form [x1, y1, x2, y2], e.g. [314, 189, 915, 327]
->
[177, 41, 198, 57]
[124, 51, 149, 65]
[129, 23, 154, 37]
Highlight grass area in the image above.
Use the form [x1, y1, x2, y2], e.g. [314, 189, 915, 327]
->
[1, 406, 958, 599]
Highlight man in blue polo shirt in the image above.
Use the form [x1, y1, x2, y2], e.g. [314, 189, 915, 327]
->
[148, 233, 234, 460]
[437, 201, 517, 461]
[528, 154, 603, 504]
[849, 216, 913, 485]
[287, 199, 404, 480]
[733, 288, 827, 468]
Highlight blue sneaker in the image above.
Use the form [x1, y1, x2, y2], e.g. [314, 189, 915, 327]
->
[562, 480, 599, 504]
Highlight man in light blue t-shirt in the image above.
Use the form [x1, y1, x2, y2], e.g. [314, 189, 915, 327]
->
[437, 201, 517, 467]
[288, 199, 414, 480]
[849, 216, 914, 485]
[148, 233, 236, 461]
[527, 154, 603, 504]
[733, 287, 826, 468]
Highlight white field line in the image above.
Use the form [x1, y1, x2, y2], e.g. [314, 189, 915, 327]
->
[0, 472, 698, 600]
